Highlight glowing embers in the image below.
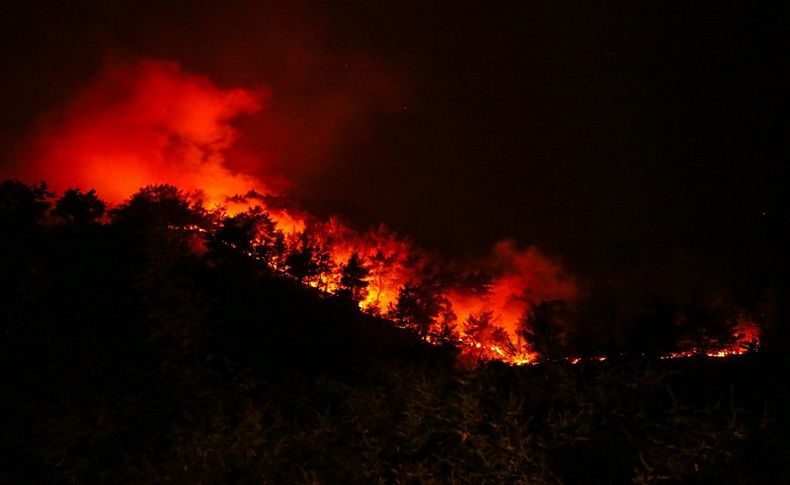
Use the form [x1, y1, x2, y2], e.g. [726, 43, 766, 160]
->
[660, 316, 761, 360]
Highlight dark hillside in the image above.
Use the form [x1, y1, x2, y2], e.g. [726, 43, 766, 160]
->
[1, 180, 788, 483]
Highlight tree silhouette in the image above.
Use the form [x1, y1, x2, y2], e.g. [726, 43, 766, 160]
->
[0, 179, 52, 230]
[285, 246, 318, 282]
[110, 184, 205, 233]
[108, 185, 208, 278]
[284, 231, 333, 285]
[208, 206, 285, 266]
[0, 180, 53, 318]
[463, 312, 515, 358]
[52, 188, 106, 226]
[338, 253, 370, 302]
[367, 249, 399, 311]
[432, 304, 459, 342]
[388, 280, 449, 337]
[519, 300, 570, 361]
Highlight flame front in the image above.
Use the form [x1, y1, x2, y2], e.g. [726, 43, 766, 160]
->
[662, 316, 761, 360]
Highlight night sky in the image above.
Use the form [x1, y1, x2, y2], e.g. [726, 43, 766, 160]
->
[1, 0, 783, 282]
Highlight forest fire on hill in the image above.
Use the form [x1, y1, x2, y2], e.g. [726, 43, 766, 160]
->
[16, 59, 761, 365]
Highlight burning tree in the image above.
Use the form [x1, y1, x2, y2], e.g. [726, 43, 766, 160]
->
[208, 206, 286, 266]
[463, 311, 517, 361]
[338, 252, 370, 302]
[284, 231, 334, 287]
[388, 280, 453, 338]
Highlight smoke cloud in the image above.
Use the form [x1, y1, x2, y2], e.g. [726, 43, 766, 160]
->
[447, 239, 578, 342]
[21, 59, 270, 206]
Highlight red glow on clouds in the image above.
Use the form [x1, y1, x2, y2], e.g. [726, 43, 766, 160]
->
[23, 60, 270, 207]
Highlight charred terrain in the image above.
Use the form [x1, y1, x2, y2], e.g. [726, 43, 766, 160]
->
[1, 180, 788, 484]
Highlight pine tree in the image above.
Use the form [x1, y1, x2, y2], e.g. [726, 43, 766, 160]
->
[339, 252, 370, 302]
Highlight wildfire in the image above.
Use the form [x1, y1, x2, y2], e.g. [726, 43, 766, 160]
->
[16, 59, 762, 366]
[661, 316, 761, 360]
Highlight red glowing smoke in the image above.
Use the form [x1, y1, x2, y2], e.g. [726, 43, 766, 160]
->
[21, 59, 270, 207]
[447, 240, 578, 346]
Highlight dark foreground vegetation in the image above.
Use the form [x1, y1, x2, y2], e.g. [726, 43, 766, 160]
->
[2, 180, 789, 483]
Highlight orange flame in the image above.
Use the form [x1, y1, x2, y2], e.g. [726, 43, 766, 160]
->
[661, 315, 761, 360]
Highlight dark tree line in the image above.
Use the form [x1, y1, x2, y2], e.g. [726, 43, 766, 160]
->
[0, 178, 787, 483]
[0, 179, 769, 361]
